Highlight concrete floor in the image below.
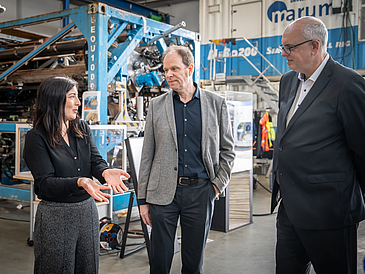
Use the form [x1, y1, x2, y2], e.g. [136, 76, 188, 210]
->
[1, 175, 365, 273]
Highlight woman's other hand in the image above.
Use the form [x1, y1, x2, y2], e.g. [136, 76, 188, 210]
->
[102, 169, 130, 194]
[77, 178, 111, 202]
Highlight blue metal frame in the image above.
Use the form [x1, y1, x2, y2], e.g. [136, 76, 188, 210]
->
[0, 185, 30, 202]
[0, 2, 200, 125]
[0, 122, 20, 132]
[96, 0, 170, 23]
[63, 0, 70, 27]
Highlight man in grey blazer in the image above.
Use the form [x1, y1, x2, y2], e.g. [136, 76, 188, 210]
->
[271, 17, 365, 273]
[138, 45, 235, 274]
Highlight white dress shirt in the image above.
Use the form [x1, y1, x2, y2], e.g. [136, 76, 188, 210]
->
[286, 53, 330, 126]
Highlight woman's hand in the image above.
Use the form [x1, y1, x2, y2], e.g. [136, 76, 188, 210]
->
[77, 178, 111, 202]
[102, 169, 130, 194]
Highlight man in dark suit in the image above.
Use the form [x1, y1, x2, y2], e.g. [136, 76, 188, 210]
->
[271, 16, 365, 274]
[138, 45, 235, 274]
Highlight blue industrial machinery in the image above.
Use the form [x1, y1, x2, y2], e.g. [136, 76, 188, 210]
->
[136, 71, 162, 87]
[0, 2, 200, 125]
[0, 4, 199, 251]
[0, 3, 200, 209]
[83, 0, 170, 23]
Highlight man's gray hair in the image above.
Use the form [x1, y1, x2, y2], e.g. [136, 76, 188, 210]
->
[299, 17, 328, 53]
[162, 45, 194, 67]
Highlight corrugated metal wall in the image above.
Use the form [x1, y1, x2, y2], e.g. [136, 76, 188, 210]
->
[200, 0, 233, 44]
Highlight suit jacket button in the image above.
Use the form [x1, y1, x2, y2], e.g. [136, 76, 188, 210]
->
[279, 146, 283, 151]
[174, 167, 177, 171]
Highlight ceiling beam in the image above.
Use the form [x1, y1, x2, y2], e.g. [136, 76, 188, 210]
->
[130, 0, 198, 9]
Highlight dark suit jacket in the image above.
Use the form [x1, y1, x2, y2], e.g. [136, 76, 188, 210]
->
[271, 57, 365, 230]
[24, 120, 108, 203]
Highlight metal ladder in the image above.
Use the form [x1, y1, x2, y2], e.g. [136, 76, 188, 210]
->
[210, 37, 282, 113]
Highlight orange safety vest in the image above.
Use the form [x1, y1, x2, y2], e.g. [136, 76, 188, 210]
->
[259, 112, 270, 152]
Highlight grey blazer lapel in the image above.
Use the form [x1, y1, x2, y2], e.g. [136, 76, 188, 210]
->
[286, 58, 333, 131]
[165, 91, 178, 148]
[200, 89, 208, 158]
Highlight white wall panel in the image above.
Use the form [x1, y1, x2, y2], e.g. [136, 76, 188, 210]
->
[200, 0, 231, 43]
[232, 1, 262, 39]
[154, 1, 199, 33]
[200, 0, 262, 43]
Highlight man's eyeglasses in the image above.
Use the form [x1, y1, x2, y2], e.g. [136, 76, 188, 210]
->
[278, 40, 313, 55]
